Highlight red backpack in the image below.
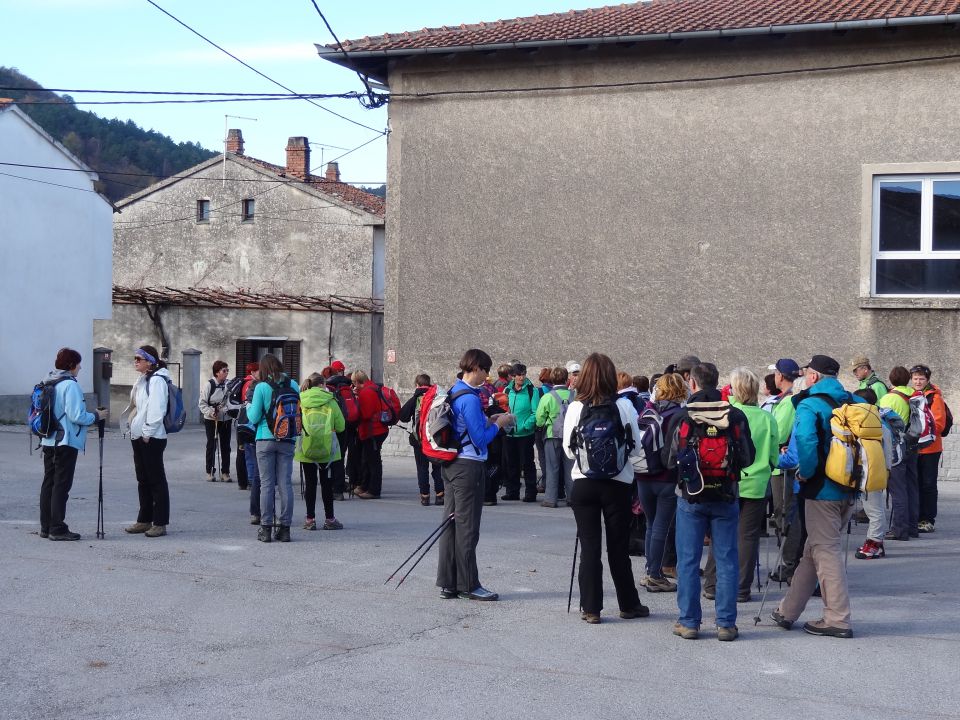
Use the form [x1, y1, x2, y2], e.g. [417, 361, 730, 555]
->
[375, 384, 402, 426]
[332, 384, 361, 427]
[418, 385, 475, 463]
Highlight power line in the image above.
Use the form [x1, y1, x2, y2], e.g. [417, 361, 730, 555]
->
[145, 0, 386, 134]
[13, 95, 365, 106]
[0, 86, 354, 96]
[0, 169, 104, 195]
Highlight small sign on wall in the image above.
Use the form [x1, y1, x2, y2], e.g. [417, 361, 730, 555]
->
[387, 349, 396, 364]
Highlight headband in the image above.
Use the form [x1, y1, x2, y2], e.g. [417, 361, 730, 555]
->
[135, 348, 158, 365]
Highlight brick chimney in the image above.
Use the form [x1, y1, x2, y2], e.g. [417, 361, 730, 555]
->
[325, 162, 340, 182]
[285, 137, 310, 180]
[225, 128, 244, 154]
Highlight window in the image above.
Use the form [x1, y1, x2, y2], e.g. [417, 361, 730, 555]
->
[196, 199, 210, 223]
[236, 338, 301, 381]
[873, 174, 960, 296]
[241, 198, 255, 222]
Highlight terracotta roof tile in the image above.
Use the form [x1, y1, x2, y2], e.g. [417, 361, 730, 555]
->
[336, 0, 960, 52]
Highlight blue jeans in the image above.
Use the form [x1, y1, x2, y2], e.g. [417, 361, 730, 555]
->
[636, 480, 677, 578]
[244, 444, 261, 516]
[676, 496, 739, 629]
[256, 440, 294, 528]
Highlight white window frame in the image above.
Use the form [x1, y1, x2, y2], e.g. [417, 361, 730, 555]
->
[872, 173, 960, 297]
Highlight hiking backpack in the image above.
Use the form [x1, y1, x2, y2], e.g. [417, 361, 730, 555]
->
[419, 385, 476, 463]
[236, 405, 256, 445]
[375, 384, 401, 426]
[330, 384, 360, 427]
[224, 376, 245, 418]
[27, 376, 72, 444]
[675, 403, 740, 502]
[547, 388, 575, 439]
[570, 400, 634, 480]
[891, 389, 936, 448]
[145, 373, 186, 434]
[824, 403, 888, 493]
[942, 399, 954, 437]
[267, 380, 301, 440]
[298, 401, 338, 463]
[633, 403, 666, 475]
[878, 407, 906, 469]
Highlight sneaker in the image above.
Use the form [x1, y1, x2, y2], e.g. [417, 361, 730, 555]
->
[581, 612, 601, 624]
[803, 619, 852, 638]
[500, 493, 519, 501]
[125, 522, 151, 534]
[257, 526, 272, 543]
[49, 531, 81, 541]
[771, 609, 793, 630]
[207, 473, 217, 482]
[303, 517, 317, 531]
[434, 493, 445, 506]
[238, 482, 248, 491]
[884, 530, 909, 541]
[661, 566, 677, 579]
[322, 518, 343, 530]
[769, 567, 793, 583]
[918, 520, 935, 533]
[420, 494, 431, 507]
[522, 496, 538, 503]
[357, 491, 379, 500]
[619, 603, 650, 619]
[673, 623, 698, 640]
[250, 515, 261, 525]
[541, 500, 558, 508]
[221, 474, 232, 483]
[145, 525, 166, 537]
[717, 625, 739, 642]
[855, 538, 885, 559]
[645, 576, 677, 593]
[483, 499, 498, 506]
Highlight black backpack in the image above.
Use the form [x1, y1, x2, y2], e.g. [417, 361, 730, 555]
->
[570, 400, 633, 480]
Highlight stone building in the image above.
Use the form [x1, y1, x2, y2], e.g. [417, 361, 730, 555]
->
[0, 100, 113, 420]
[95, 129, 385, 407]
[320, 1, 960, 474]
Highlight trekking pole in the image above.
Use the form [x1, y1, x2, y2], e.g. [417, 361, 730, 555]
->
[384, 512, 455, 586]
[567, 535, 579, 613]
[214, 412, 221, 481]
[395, 514, 455, 589]
[754, 519, 791, 625]
[96, 420, 106, 539]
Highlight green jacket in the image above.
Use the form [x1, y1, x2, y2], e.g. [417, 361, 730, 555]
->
[764, 390, 796, 476]
[506, 378, 541, 437]
[731, 399, 779, 499]
[535, 386, 573, 439]
[878, 385, 912, 424]
[858, 372, 888, 401]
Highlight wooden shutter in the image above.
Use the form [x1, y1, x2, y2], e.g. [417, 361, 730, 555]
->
[282, 341, 301, 382]
[235, 340, 254, 376]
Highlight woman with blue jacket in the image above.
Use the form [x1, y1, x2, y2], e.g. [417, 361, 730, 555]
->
[38, 348, 108, 541]
[246, 353, 299, 542]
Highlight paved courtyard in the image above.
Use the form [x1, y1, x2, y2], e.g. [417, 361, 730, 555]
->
[1, 425, 958, 720]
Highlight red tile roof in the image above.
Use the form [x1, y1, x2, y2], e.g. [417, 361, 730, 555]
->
[240, 155, 384, 218]
[337, 0, 960, 52]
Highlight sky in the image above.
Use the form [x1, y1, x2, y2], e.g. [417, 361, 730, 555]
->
[1, 0, 596, 185]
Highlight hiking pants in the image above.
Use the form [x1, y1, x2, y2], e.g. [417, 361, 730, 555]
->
[414, 445, 443, 495]
[543, 438, 572, 504]
[863, 488, 887, 542]
[917, 451, 940, 525]
[302, 461, 334, 520]
[569, 477, 641, 615]
[778, 497, 853, 630]
[257, 440, 294, 528]
[888, 447, 919, 539]
[635, 479, 676, 578]
[436, 458, 485, 592]
[40, 445, 79, 535]
[204, 418, 232, 476]
[504, 434, 537, 499]
[703, 496, 766, 597]
[131, 437, 170, 526]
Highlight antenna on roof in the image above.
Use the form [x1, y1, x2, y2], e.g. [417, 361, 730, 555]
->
[223, 115, 257, 187]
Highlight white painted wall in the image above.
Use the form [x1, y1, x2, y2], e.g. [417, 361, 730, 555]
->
[0, 108, 112, 398]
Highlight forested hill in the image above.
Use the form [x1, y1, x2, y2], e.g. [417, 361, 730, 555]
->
[1, 66, 216, 202]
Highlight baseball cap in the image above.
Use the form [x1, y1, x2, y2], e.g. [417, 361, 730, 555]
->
[767, 358, 801, 380]
[804, 355, 840, 377]
[331, 360, 345, 373]
[566, 361, 581, 374]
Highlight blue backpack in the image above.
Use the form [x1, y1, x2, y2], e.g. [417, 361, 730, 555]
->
[145, 373, 186, 434]
[27, 376, 72, 444]
[570, 399, 634, 479]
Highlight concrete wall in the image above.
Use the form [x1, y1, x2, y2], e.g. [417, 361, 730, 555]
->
[0, 109, 112, 417]
[383, 26, 960, 396]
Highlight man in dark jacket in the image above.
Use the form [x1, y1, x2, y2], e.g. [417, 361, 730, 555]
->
[668, 363, 755, 641]
[399, 374, 443, 506]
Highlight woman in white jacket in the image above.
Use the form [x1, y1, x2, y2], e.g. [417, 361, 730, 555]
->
[563, 353, 649, 624]
[121, 345, 171, 537]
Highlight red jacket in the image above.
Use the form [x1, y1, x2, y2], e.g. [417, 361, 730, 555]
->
[357, 380, 389, 440]
[920, 383, 948, 455]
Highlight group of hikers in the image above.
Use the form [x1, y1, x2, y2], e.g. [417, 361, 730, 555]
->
[34, 344, 950, 639]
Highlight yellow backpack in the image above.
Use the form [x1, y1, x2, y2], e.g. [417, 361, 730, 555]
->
[824, 403, 888, 493]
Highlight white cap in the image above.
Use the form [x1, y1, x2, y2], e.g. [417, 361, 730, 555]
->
[566, 361, 581, 373]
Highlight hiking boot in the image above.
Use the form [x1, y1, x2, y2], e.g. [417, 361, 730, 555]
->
[541, 500, 558, 508]
[803, 619, 852, 638]
[357, 491, 379, 500]
[303, 517, 317, 531]
[661, 566, 676, 579]
[333, 493, 345, 502]
[257, 526, 272, 543]
[737, 592, 752, 603]
[619, 603, 650, 619]
[581, 612, 601, 624]
[434, 492, 444, 506]
[275, 525, 291, 542]
[322, 518, 343, 530]
[500, 493, 519, 501]
[145, 525, 166, 537]
[645, 576, 677, 593]
[420, 494, 431, 506]
[522, 496, 538, 503]
[221, 474, 232, 483]
[884, 530, 908, 541]
[673, 623, 698, 640]
[440, 587, 458, 600]
[250, 515, 261, 525]
[855, 538, 885, 559]
[238, 482, 248, 491]
[125, 522, 151, 534]
[49, 531, 81, 541]
[39, 530, 49, 539]
[702, 589, 716, 601]
[207, 473, 217, 482]
[483, 499, 498, 506]
[717, 625, 739, 642]
[769, 567, 793, 583]
[918, 520, 935, 533]
[770, 609, 793, 630]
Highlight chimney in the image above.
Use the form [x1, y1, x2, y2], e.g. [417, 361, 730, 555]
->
[285, 136, 310, 180]
[225, 128, 244, 154]
[325, 162, 340, 182]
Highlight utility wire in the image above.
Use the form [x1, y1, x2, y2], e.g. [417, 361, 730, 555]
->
[0, 87, 354, 96]
[13, 95, 365, 106]
[145, 0, 385, 134]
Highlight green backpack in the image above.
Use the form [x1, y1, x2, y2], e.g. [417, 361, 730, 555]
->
[298, 402, 337, 463]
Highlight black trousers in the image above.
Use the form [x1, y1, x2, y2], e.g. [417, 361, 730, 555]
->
[131, 438, 170, 526]
[329, 431, 347, 494]
[569, 477, 641, 614]
[360, 434, 387, 496]
[504, 434, 537, 499]
[344, 429, 362, 489]
[917, 451, 941, 525]
[485, 433, 505, 502]
[204, 419, 232, 476]
[414, 446, 443, 495]
[302, 462, 334, 520]
[40, 445, 79, 534]
[236, 436, 248, 487]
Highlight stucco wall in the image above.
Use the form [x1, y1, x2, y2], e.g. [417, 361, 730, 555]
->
[383, 26, 960, 406]
[0, 109, 112, 413]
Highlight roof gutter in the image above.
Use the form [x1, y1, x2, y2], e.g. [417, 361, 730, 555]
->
[316, 14, 960, 78]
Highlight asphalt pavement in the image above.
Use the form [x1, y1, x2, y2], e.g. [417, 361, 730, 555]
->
[1, 425, 958, 720]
